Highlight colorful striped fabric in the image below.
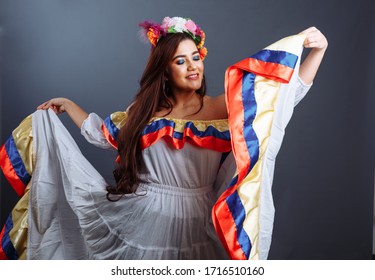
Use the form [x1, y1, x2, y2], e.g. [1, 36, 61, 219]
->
[212, 34, 306, 259]
[0, 191, 29, 260]
[0, 115, 33, 259]
[102, 113, 232, 153]
[0, 215, 18, 259]
[0, 115, 33, 197]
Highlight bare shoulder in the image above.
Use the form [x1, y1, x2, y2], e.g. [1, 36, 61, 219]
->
[203, 94, 227, 119]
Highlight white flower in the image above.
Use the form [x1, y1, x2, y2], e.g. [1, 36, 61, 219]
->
[169, 17, 187, 32]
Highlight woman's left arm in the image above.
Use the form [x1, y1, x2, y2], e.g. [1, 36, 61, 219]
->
[299, 26, 328, 85]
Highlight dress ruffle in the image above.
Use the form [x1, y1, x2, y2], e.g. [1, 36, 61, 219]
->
[102, 112, 232, 152]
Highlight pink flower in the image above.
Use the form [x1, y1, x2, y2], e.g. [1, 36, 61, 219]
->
[185, 20, 197, 34]
[161, 17, 173, 31]
[195, 24, 201, 35]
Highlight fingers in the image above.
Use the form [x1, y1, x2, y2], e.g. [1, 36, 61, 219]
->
[36, 98, 66, 114]
[37, 100, 56, 110]
[36, 101, 50, 110]
[301, 26, 328, 50]
[36, 101, 51, 110]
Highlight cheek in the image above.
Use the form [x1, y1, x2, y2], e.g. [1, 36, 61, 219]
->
[170, 68, 183, 80]
[168, 68, 185, 85]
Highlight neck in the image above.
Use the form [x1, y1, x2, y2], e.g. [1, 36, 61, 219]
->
[171, 90, 199, 108]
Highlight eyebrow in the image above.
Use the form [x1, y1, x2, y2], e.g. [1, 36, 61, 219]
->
[172, 51, 199, 61]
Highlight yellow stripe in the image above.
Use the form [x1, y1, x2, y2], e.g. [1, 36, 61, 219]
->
[237, 76, 279, 259]
[11, 114, 34, 176]
[110, 111, 128, 130]
[237, 35, 305, 259]
[265, 34, 306, 55]
[151, 117, 229, 134]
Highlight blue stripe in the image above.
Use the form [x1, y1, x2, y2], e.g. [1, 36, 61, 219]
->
[104, 115, 120, 140]
[186, 122, 230, 141]
[226, 190, 252, 259]
[1, 214, 19, 260]
[223, 71, 260, 259]
[142, 118, 175, 135]
[241, 72, 260, 172]
[172, 130, 184, 140]
[142, 119, 230, 141]
[228, 174, 238, 189]
[250, 50, 298, 69]
[5, 136, 31, 186]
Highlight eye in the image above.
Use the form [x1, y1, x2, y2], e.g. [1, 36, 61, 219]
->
[176, 59, 185, 65]
[193, 55, 200, 61]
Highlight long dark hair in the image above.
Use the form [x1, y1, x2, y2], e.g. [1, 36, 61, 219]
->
[106, 33, 207, 200]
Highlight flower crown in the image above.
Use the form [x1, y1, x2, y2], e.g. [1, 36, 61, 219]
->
[139, 16, 208, 60]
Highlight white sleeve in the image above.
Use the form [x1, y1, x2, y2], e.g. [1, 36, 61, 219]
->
[80, 113, 113, 149]
[294, 75, 312, 106]
[258, 54, 312, 260]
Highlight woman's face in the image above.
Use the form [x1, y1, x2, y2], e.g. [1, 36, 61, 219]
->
[167, 39, 204, 95]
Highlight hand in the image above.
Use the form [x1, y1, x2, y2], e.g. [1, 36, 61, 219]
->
[36, 97, 70, 114]
[298, 27, 328, 84]
[300, 26, 328, 52]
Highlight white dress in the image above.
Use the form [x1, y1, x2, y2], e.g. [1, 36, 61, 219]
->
[74, 71, 310, 260]
[78, 114, 231, 259]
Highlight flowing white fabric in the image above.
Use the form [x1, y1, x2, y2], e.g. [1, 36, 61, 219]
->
[257, 61, 310, 260]
[28, 110, 228, 259]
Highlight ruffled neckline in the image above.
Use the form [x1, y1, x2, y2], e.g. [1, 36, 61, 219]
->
[102, 111, 231, 152]
[141, 116, 231, 152]
[150, 116, 228, 125]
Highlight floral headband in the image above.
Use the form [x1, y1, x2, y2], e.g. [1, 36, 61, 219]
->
[139, 16, 208, 60]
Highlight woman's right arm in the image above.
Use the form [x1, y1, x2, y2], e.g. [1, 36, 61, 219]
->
[37, 97, 88, 129]
[37, 97, 114, 149]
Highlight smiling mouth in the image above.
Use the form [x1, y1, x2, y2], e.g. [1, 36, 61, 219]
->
[186, 73, 199, 80]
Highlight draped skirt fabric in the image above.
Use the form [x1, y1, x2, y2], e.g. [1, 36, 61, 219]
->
[27, 110, 228, 259]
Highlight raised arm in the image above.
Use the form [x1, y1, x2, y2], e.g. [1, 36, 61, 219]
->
[299, 26, 328, 85]
[37, 97, 88, 128]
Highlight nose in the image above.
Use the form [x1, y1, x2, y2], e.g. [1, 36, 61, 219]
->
[187, 61, 197, 71]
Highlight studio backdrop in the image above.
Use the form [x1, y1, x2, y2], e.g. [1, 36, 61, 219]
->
[0, 0, 374, 259]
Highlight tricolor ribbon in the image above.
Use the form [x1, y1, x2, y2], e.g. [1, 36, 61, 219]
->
[212, 34, 306, 260]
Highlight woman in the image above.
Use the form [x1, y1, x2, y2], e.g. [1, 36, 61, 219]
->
[2, 17, 327, 260]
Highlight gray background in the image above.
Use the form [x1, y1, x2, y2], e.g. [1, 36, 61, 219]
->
[0, 0, 374, 259]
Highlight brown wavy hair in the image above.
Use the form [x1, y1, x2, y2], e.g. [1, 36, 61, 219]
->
[106, 33, 207, 200]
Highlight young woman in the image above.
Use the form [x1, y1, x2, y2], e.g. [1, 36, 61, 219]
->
[1, 17, 327, 260]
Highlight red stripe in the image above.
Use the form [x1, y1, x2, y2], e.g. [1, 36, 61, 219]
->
[141, 126, 174, 149]
[212, 195, 247, 260]
[233, 58, 294, 83]
[141, 127, 231, 152]
[213, 61, 257, 260]
[225, 67, 251, 182]
[0, 225, 9, 260]
[101, 123, 118, 149]
[0, 144, 26, 197]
